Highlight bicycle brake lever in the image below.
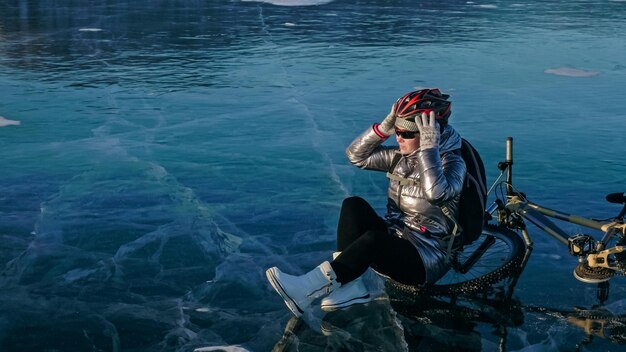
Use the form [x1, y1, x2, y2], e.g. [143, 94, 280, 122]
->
[497, 161, 511, 171]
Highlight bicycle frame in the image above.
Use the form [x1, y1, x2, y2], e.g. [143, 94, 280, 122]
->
[490, 137, 626, 273]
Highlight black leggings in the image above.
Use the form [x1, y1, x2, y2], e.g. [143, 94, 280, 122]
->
[330, 196, 426, 286]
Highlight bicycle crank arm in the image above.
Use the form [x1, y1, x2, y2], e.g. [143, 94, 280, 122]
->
[587, 245, 626, 270]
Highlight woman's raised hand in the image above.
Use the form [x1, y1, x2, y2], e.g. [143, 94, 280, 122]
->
[416, 111, 440, 150]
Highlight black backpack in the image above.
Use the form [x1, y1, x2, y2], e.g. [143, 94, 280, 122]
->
[451, 138, 488, 246]
[434, 138, 487, 256]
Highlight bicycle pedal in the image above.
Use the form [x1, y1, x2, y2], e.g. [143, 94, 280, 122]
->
[568, 234, 596, 256]
[573, 262, 614, 284]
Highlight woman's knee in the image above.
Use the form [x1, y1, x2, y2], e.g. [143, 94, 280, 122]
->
[361, 229, 389, 247]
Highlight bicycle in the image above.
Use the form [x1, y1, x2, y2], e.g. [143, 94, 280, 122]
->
[387, 136, 626, 298]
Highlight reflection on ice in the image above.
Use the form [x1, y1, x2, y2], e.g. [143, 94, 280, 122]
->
[267, 275, 626, 351]
[271, 291, 526, 352]
[273, 300, 410, 352]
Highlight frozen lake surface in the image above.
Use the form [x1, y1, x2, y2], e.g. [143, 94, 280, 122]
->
[1, 0, 625, 350]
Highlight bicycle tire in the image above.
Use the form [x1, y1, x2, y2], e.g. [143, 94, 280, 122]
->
[386, 224, 526, 296]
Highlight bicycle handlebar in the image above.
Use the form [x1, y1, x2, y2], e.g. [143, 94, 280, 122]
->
[505, 137, 513, 163]
[506, 137, 514, 196]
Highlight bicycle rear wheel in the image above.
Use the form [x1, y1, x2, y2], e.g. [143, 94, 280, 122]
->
[387, 224, 525, 296]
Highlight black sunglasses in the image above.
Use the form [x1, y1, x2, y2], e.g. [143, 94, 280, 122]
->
[395, 129, 419, 139]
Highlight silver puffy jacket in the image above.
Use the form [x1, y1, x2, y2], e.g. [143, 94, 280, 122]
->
[346, 124, 466, 243]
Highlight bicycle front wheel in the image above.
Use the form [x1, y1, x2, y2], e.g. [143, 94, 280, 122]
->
[387, 224, 526, 296]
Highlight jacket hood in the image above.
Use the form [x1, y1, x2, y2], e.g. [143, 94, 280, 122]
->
[439, 125, 462, 153]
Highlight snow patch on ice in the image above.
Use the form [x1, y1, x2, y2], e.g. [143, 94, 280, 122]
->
[241, 0, 333, 6]
[544, 67, 600, 77]
[0, 116, 20, 127]
[194, 346, 252, 352]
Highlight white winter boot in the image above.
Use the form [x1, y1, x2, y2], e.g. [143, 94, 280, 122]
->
[320, 252, 372, 312]
[266, 261, 338, 317]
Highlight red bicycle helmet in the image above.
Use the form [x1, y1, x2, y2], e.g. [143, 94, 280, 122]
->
[394, 88, 452, 125]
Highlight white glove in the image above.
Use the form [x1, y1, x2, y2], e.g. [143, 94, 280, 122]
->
[377, 104, 397, 136]
[416, 111, 440, 150]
